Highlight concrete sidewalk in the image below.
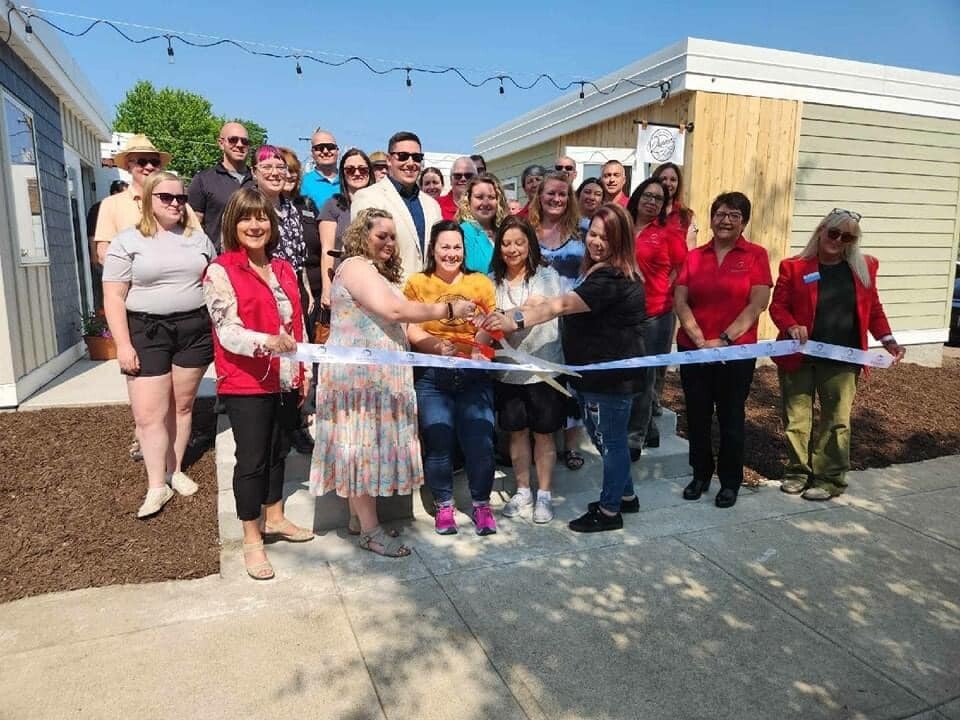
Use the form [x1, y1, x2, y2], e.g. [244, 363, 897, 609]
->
[2, 456, 958, 719]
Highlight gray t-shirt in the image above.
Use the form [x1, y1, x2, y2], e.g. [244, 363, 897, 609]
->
[493, 265, 565, 385]
[103, 227, 216, 314]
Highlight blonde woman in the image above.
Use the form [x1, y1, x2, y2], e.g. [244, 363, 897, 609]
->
[454, 173, 509, 273]
[103, 172, 215, 518]
[770, 208, 905, 501]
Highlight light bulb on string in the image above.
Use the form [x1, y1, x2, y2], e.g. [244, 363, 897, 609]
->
[498, 76, 504, 95]
[405, 67, 412, 93]
[295, 57, 303, 77]
[578, 82, 585, 101]
[166, 36, 175, 64]
[24, 16, 33, 42]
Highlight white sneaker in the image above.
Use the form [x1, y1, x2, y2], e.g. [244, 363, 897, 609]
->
[502, 490, 534, 518]
[169, 471, 198, 496]
[137, 486, 175, 518]
[533, 494, 554, 524]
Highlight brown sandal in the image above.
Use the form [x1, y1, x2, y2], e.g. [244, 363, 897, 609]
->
[242, 541, 275, 580]
[359, 527, 410, 558]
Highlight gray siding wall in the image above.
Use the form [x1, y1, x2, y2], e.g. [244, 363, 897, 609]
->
[793, 104, 960, 333]
[0, 40, 79, 374]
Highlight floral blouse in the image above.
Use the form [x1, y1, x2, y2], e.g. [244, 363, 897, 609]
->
[270, 197, 306, 273]
[202, 263, 308, 391]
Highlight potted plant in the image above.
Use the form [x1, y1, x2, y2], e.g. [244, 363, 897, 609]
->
[80, 309, 117, 361]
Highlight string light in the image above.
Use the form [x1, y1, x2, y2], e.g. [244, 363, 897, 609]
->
[24, 13, 32, 42]
[295, 56, 302, 76]
[12, 7, 680, 101]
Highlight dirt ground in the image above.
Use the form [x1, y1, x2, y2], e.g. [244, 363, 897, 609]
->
[2, 357, 959, 603]
[0, 399, 219, 603]
[661, 356, 960, 485]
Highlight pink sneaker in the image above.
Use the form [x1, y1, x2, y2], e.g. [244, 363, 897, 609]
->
[472, 503, 497, 536]
[435, 504, 458, 535]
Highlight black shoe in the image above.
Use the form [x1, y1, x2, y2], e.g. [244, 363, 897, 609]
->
[569, 506, 623, 533]
[629, 447, 642, 463]
[644, 435, 660, 449]
[715, 488, 738, 508]
[652, 404, 663, 417]
[683, 478, 710, 501]
[290, 428, 315, 454]
[588, 496, 640, 514]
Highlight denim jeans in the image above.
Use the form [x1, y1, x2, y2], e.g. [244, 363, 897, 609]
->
[415, 368, 495, 505]
[579, 390, 637, 513]
[628, 310, 675, 446]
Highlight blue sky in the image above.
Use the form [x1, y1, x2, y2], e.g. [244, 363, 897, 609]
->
[45, 0, 960, 159]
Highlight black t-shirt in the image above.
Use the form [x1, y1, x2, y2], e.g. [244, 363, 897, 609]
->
[562, 266, 648, 394]
[295, 197, 322, 295]
[811, 261, 859, 365]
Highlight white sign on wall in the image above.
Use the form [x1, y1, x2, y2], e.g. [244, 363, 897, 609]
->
[636, 125, 685, 166]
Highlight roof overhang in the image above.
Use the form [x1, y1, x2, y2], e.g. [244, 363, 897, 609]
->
[476, 38, 960, 160]
[0, 2, 111, 140]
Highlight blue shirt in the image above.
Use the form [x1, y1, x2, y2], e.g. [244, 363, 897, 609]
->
[301, 170, 340, 209]
[389, 177, 426, 254]
[461, 221, 494, 274]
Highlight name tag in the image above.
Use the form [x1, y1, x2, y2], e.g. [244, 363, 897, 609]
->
[803, 271, 820, 284]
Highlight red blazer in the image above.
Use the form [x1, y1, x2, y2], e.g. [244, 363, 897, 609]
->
[208, 249, 305, 395]
[769, 255, 892, 373]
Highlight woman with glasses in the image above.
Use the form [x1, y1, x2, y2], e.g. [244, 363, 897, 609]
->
[418, 167, 444, 200]
[652, 162, 698, 250]
[770, 209, 904, 501]
[674, 192, 772, 508]
[516, 164, 546, 218]
[576, 178, 604, 235]
[528, 170, 587, 471]
[626, 178, 687, 455]
[456, 174, 509, 273]
[102, 171, 216, 518]
[318, 149, 374, 310]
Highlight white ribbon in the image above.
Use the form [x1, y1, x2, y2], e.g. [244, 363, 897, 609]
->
[286, 339, 893, 374]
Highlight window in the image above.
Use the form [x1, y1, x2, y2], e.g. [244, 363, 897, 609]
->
[565, 146, 640, 196]
[3, 93, 48, 263]
[500, 176, 519, 201]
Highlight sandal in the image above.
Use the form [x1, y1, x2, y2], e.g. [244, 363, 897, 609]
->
[242, 541, 275, 580]
[347, 514, 400, 537]
[129, 439, 143, 462]
[263, 519, 314, 543]
[562, 450, 585, 471]
[359, 526, 410, 558]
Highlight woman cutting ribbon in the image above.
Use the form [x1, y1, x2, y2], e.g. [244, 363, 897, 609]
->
[404, 220, 499, 537]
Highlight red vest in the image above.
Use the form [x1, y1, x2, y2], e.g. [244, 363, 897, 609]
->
[208, 250, 304, 395]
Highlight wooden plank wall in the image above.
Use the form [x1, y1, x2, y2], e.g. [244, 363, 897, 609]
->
[792, 104, 960, 333]
[686, 92, 802, 339]
[560, 93, 692, 149]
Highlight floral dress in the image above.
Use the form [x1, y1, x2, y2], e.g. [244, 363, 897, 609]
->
[309, 257, 423, 498]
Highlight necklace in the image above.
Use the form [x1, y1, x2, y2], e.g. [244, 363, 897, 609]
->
[504, 273, 529, 307]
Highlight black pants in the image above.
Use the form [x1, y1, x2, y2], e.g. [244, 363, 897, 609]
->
[679, 355, 756, 491]
[222, 392, 300, 521]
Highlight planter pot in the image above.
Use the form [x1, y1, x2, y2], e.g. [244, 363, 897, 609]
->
[84, 335, 117, 361]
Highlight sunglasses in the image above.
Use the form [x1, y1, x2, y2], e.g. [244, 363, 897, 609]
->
[134, 157, 162, 168]
[639, 191, 665, 204]
[344, 165, 370, 176]
[555, 164, 575, 172]
[312, 143, 339, 153]
[451, 172, 475, 181]
[224, 136, 250, 147]
[372, 163, 388, 170]
[153, 192, 188, 206]
[826, 228, 859, 243]
[390, 151, 424, 163]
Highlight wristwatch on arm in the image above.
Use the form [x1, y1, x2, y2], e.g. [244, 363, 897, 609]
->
[719, 331, 733, 346]
[513, 310, 525, 330]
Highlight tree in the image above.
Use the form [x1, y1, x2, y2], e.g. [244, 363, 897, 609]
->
[113, 81, 267, 179]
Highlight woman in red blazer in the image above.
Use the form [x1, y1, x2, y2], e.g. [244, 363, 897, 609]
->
[204, 188, 314, 581]
[770, 208, 905, 501]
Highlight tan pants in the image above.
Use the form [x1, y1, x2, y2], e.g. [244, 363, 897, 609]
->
[778, 361, 859, 494]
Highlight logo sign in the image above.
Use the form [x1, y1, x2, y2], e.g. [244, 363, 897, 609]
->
[637, 125, 685, 165]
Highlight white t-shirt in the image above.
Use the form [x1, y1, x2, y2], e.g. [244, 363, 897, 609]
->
[103, 227, 216, 314]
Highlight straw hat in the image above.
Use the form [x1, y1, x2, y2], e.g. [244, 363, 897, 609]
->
[113, 134, 171, 168]
[369, 150, 388, 165]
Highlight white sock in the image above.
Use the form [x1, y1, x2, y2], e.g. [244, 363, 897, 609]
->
[538, 490, 552, 501]
[514, 487, 532, 500]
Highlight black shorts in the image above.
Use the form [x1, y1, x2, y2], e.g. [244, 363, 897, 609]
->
[126, 307, 214, 377]
[495, 381, 567, 434]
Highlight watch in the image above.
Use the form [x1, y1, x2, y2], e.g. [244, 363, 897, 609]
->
[513, 310, 525, 330]
[719, 332, 733, 346]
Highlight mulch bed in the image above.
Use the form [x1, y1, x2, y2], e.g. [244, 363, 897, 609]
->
[661, 356, 960, 486]
[2, 359, 958, 604]
[0, 399, 219, 603]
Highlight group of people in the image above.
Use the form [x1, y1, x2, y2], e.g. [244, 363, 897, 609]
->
[97, 123, 905, 581]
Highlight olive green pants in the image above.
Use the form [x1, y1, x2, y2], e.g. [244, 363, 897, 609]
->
[778, 361, 859, 495]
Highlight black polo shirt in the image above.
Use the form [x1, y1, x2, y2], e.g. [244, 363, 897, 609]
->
[187, 161, 253, 251]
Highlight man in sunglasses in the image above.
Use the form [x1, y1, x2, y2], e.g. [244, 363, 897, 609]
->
[351, 130, 442, 283]
[301, 128, 341, 210]
[554, 155, 578, 185]
[94, 133, 174, 265]
[187, 122, 254, 252]
[437, 156, 478, 221]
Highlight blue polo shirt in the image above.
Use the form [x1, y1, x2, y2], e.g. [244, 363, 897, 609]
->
[301, 169, 340, 209]
[390, 177, 426, 253]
